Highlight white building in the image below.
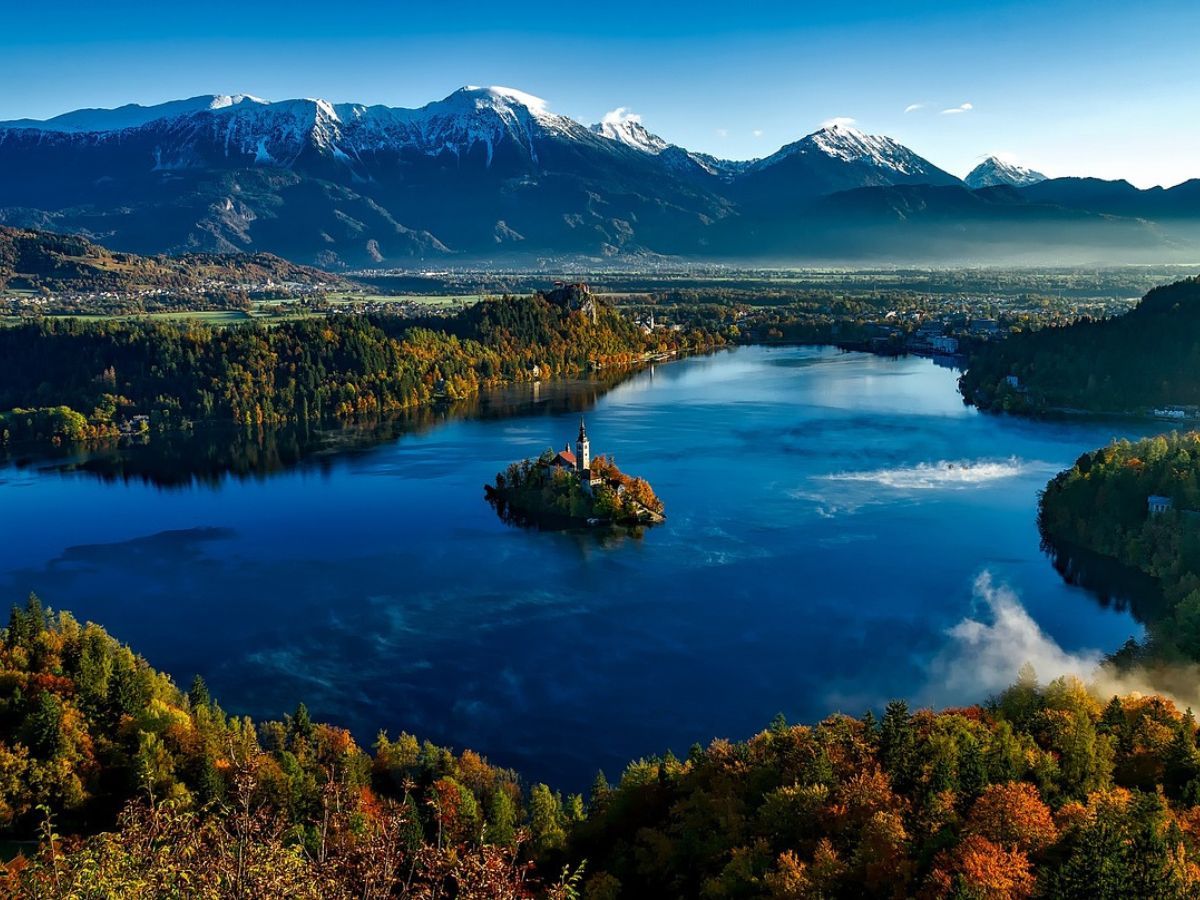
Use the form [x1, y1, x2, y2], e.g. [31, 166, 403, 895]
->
[1148, 495, 1174, 515]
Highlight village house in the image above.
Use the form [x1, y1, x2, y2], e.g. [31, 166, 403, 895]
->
[1148, 494, 1174, 515]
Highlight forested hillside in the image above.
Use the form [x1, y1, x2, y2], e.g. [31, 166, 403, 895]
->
[1040, 432, 1200, 660]
[0, 289, 725, 444]
[0, 226, 344, 294]
[7, 596, 1200, 897]
[560, 675, 1200, 898]
[0, 595, 577, 897]
[960, 276, 1200, 414]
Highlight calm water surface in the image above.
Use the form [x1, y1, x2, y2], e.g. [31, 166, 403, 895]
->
[0, 347, 1154, 788]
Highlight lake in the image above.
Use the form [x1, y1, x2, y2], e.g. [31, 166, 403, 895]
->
[0, 346, 1155, 789]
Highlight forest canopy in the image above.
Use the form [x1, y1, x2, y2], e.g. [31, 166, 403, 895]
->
[960, 275, 1200, 414]
[7, 595, 1200, 897]
[0, 288, 725, 445]
[1040, 431, 1200, 662]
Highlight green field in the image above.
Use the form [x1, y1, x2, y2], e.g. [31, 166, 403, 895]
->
[0, 309, 258, 327]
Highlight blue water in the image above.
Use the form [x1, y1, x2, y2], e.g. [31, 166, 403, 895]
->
[0, 346, 1154, 788]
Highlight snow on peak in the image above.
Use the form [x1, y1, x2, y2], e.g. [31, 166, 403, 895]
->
[807, 122, 919, 172]
[455, 85, 550, 114]
[590, 108, 669, 154]
[965, 155, 1047, 188]
[209, 94, 269, 110]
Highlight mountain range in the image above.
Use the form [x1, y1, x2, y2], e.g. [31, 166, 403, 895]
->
[1, 86, 1198, 268]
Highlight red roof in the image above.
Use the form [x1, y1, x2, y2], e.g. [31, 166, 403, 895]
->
[554, 450, 577, 467]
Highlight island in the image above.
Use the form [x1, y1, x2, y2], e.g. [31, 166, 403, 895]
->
[485, 418, 664, 528]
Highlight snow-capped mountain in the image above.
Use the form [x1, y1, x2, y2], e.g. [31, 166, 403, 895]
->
[0, 86, 733, 263]
[589, 109, 669, 154]
[0, 86, 1190, 266]
[0, 86, 607, 173]
[749, 123, 960, 186]
[728, 122, 961, 211]
[965, 156, 1047, 189]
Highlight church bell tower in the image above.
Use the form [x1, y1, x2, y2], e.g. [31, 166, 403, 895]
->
[575, 417, 591, 472]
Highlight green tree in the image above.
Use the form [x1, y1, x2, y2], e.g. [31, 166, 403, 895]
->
[485, 789, 517, 847]
[529, 783, 567, 853]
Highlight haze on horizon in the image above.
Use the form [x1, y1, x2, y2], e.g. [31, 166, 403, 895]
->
[3, 0, 1198, 189]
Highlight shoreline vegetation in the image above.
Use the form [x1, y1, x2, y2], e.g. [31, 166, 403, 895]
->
[960, 276, 1200, 418]
[1039, 432, 1200, 665]
[486, 449, 665, 530]
[0, 283, 729, 447]
[8, 596, 1200, 896]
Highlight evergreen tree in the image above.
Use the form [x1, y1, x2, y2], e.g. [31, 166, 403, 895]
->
[529, 783, 566, 853]
[188, 675, 211, 711]
[879, 700, 916, 791]
[196, 755, 225, 806]
[1127, 792, 1187, 898]
[958, 734, 987, 803]
[861, 709, 878, 743]
[997, 662, 1042, 729]
[24, 691, 64, 758]
[588, 771, 612, 816]
[399, 794, 426, 853]
[485, 789, 516, 847]
[289, 702, 314, 741]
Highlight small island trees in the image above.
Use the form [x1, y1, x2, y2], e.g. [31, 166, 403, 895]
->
[485, 419, 663, 529]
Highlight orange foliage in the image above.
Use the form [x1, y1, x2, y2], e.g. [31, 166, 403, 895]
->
[827, 768, 903, 831]
[30, 673, 75, 695]
[964, 782, 1057, 854]
[458, 749, 497, 796]
[926, 835, 1035, 899]
[1053, 800, 1089, 833]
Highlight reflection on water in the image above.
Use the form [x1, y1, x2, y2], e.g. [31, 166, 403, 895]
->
[1, 371, 638, 490]
[1041, 534, 1169, 625]
[0, 346, 1161, 790]
[484, 492, 650, 544]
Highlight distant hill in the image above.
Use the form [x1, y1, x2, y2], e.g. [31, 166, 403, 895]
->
[1, 86, 1198, 266]
[960, 275, 1200, 414]
[0, 226, 346, 293]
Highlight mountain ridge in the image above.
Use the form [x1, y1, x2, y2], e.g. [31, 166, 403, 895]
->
[2, 86, 1198, 267]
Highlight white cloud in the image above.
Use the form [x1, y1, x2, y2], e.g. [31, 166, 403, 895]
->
[752, 129, 764, 138]
[922, 572, 1200, 712]
[923, 573, 1102, 705]
[820, 116, 857, 129]
[904, 103, 925, 114]
[941, 102, 974, 116]
[715, 128, 729, 138]
[601, 106, 641, 126]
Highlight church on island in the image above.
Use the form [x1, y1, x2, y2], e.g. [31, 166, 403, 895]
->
[486, 415, 664, 526]
[549, 418, 603, 492]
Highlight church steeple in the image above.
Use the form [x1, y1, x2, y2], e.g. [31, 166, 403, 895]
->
[575, 417, 591, 472]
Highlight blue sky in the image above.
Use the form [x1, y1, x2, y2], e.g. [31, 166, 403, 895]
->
[3, 0, 1198, 187]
